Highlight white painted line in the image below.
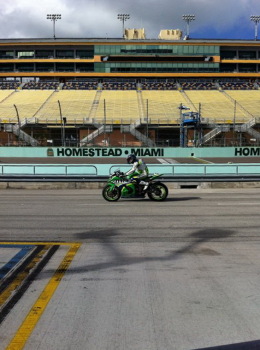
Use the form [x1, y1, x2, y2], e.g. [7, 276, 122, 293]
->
[166, 158, 180, 164]
[157, 158, 180, 164]
[157, 158, 170, 164]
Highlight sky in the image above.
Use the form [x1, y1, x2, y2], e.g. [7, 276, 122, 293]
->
[0, 0, 260, 40]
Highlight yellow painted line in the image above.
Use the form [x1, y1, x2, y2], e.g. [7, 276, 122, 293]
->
[5, 243, 81, 350]
[0, 245, 49, 307]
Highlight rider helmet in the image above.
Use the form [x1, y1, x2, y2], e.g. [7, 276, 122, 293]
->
[127, 154, 137, 164]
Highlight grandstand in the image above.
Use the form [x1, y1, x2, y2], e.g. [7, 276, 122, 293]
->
[224, 90, 260, 117]
[141, 90, 187, 124]
[34, 90, 97, 124]
[0, 89, 53, 121]
[94, 90, 140, 124]
[184, 90, 247, 123]
[0, 36, 259, 146]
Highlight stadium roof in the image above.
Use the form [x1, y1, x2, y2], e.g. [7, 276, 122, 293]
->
[0, 37, 260, 45]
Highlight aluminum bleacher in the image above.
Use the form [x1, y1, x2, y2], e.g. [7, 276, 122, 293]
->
[185, 90, 248, 123]
[33, 90, 97, 123]
[0, 90, 53, 122]
[225, 90, 260, 117]
[0, 80, 258, 127]
[94, 90, 139, 124]
[141, 90, 188, 124]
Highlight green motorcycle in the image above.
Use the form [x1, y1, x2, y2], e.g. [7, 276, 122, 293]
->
[102, 170, 168, 202]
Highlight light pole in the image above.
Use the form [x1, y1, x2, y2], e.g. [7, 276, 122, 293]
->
[182, 14, 195, 39]
[47, 14, 61, 39]
[117, 14, 130, 38]
[250, 15, 260, 40]
[58, 100, 66, 146]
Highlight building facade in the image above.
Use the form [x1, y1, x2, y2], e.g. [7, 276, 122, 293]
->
[0, 38, 260, 80]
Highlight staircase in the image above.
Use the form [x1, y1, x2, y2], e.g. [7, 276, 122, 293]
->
[80, 124, 113, 146]
[235, 118, 260, 141]
[79, 89, 109, 145]
[88, 89, 103, 122]
[129, 90, 156, 146]
[4, 124, 39, 146]
[129, 119, 156, 147]
[136, 90, 145, 119]
[235, 118, 256, 132]
[247, 127, 260, 140]
[200, 124, 230, 145]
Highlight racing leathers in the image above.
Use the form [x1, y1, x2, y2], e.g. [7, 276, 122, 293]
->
[125, 159, 149, 194]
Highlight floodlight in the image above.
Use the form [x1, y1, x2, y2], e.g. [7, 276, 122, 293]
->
[250, 15, 260, 40]
[182, 14, 195, 39]
[46, 14, 62, 39]
[117, 14, 130, 38]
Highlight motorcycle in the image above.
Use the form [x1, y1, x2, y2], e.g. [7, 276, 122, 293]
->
[102, 170, 168, 202]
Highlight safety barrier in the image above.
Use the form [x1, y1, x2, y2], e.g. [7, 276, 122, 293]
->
[110, 163, 260, 176]
[0, 163, 260, 182]
[0, 164, 98, 176]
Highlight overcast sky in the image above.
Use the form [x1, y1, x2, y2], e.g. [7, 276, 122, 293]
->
[0, 0, 260, 40]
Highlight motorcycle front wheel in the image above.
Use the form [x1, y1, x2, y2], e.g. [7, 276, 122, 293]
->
[148, 183, 168, 201]
[102, 185, 121, 202]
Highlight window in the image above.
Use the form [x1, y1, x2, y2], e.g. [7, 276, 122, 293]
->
[221, 50, 237, 59]
[76, 63, 94, 72]
[17, 51, 34, 59]
[16, 63, 34, 71]
[0, 63, 14, 72]
[76, 47, 94, 58]
[35, 63, 54, 72]
[239, 64, 257, 72]
[238, 51, 257, 59]
[35, 50, 53, 58]
[220, 63, 237, 72]
[56, 63, 74, 71]
[56, 50, 74, 58]
[0, 51, 14, 59]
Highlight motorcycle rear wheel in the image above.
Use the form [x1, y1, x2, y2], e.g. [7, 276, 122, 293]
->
[102, 185, 121, 202]
[148, 183, 168, 201]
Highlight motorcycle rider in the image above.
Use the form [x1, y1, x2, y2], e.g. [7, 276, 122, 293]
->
[125, 154, 149, 195]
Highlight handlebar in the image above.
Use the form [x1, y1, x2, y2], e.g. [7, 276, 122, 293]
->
[112, 171, 126, 178]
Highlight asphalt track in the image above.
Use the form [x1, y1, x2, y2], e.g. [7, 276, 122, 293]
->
[0, 187, 260, 350]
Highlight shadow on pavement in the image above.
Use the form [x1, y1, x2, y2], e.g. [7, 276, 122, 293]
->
[120, 196, 200, 202]
[62, 227, 235, 274]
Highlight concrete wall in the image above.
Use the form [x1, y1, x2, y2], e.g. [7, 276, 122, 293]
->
[0, 146, 259, 158]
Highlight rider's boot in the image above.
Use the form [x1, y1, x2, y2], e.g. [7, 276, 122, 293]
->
[138, 185, 144, 195]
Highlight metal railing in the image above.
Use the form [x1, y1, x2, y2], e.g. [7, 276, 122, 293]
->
[0, 163, 260, 182]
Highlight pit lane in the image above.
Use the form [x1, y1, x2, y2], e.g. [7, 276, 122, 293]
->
[0, 188, 260, 349]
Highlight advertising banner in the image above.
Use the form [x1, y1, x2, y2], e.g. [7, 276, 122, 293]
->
[0, 147, 259, 158]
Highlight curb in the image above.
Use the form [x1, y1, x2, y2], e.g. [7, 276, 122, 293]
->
[0, 181, 260, 189]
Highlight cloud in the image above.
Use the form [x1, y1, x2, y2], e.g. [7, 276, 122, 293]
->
[0, 0, 259, 39]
